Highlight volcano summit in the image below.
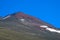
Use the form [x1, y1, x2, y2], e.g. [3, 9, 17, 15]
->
[0, 12, 60, 40]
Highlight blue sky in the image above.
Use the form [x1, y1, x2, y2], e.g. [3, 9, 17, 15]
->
[0, 0, 60, 28]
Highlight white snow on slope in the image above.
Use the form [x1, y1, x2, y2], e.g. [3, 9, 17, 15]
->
[40, 25, 60, 33]
[20, 19, 25, 22]
[40, 25, 48, 28]
[3, 15, 11, 19]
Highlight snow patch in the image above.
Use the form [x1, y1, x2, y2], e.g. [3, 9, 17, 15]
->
[3, 15, 11, 19]
[20, 19, 25, 22]
[40, 25, 48, 28]
[40, 25, 60, 33]
[46, 28, 60, 33]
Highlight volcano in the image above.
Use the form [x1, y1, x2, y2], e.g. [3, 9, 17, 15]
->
[0, 12, 60, 40]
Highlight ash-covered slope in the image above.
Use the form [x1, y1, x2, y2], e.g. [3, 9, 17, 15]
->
[0, 12, 60, 40]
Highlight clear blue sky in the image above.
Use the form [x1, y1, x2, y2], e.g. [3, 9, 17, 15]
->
[0, 0, 60, 28]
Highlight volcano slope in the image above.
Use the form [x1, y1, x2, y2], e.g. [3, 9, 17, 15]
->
[0, 12, 60, 40]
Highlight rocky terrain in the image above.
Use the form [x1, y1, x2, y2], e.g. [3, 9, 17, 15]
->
[0, 12, 60, 40]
